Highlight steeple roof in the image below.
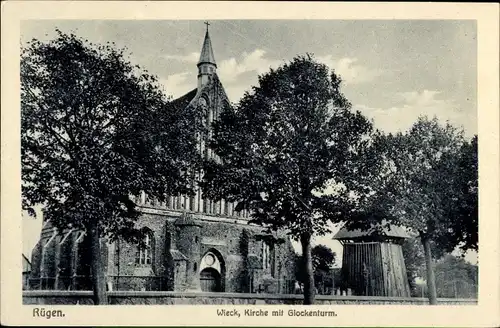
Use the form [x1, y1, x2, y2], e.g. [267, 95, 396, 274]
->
[198, 28, 216, 67]
[333, 222, 410, 240]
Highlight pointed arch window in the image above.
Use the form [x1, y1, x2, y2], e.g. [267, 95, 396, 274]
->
[262, 242, 270, 270]
[136, 229, 155, 265]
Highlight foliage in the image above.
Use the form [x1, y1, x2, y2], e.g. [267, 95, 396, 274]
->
[348, 118, 462, 229]
[401, 237, 425, 295]
[402, 236, 447, 296]
[353, 116, 478, 304]
[433, 254, 478, 298]
[434, 136, 478, 253]
[21, 29, 202, 242]
[415, 255, 478, 299]
[370, 118, 478, 250]
[312, 244, 336, 272]
[295, 244, 337, 284]
[381, 118, 475, 248]
[21, 30, 203, 303]
[312, 245, 336, 295]
[202, 54, 374, 303]
[203, 54, 374, 237]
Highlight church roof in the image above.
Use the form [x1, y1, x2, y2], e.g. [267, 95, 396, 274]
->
[171, 73, 230, 109]
[170, 88, 197, 109]
[198, 29, 217, 67]
[333, 222, 410, 240]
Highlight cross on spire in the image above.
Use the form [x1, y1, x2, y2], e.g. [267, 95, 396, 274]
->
[204, 21, 210, 32]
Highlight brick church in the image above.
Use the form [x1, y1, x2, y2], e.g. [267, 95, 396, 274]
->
[28, 25, 297, 294]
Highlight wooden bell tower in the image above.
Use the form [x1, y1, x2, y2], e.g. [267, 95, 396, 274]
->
[334, 223, 411, 297]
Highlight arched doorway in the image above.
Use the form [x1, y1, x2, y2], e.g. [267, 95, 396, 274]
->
[199, 250, 225, 292]
[200, 268, 222, 292]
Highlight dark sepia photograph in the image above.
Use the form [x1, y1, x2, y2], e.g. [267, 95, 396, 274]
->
[19, 18, 480, 309]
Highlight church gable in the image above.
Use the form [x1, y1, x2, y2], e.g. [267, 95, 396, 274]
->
[140, 26, 248, 221]
[186, 74, 230, 112]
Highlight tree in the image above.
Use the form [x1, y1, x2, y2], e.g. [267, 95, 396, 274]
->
[356, 117, 478, 304]
[312, 244, 336, 272]
[435, 135, 478, 253]
[312, 245, 336, 295]
[434, 255, 478, 298]
[21, 30, 202, 304]
[402, 236, 447, 297]
[402, 237, 425, 296]
[202, 55, 374, 304]
[295, 245, 337, 295]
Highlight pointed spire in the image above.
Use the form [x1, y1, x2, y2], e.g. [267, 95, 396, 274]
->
[198, 22, 217, 67]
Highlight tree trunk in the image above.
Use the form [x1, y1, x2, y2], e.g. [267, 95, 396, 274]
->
[420, 233, 437, 305]
[89, 220, 107, 305]
[300, 232, 315, 305]
[331, 270, 336, 295]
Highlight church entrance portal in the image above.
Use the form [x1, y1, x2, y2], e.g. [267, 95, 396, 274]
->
[199, 250, 225, 292]
[200, 268, 221, 292]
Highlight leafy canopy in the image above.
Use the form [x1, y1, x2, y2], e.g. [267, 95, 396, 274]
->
[433, 254, 478, 298]
[21, 30, 203, 242]
[435, 135, 478, 252]
[202, 54, 374, 239]
[356, 117, 477, 252]
[295, 245, 337, 286]
[312, 244, 336, 272]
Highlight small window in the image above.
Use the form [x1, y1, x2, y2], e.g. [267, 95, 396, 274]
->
[262, 242, 270, 270]
[270, 244, 276, 277]
[195, 236, 199, 243]
[193, 262, 197, 272]
[136, 231, 154, 265]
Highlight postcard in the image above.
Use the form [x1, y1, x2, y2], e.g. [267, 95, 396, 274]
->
[1, 1, 499, 327]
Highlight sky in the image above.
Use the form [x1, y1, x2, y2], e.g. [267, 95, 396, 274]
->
[21, 20, 478, 266]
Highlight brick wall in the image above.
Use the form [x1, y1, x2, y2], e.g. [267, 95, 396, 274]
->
[107, 211, 297, 293]
[28, 210, 298, 294]
[23, 290, 478, 305]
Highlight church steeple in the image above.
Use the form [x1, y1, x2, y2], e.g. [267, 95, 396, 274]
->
[197, 22, 217, 90]
[198, 22, 216, 67]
